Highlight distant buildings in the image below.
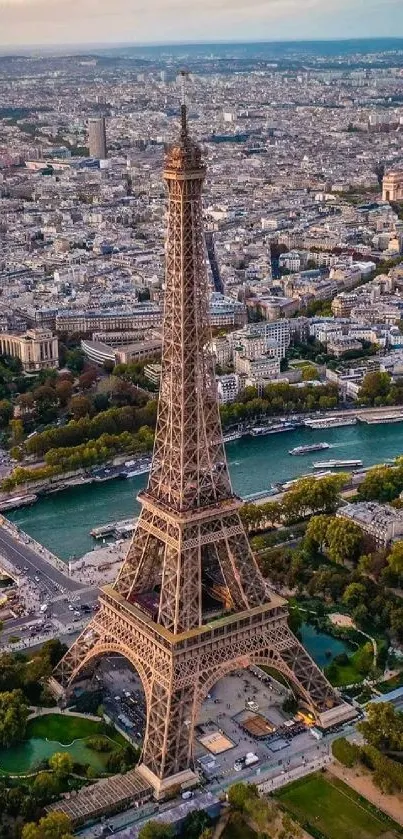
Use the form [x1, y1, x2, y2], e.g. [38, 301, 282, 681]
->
[88, 117, 107, 160]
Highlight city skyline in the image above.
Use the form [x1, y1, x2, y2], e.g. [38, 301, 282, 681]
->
[1, 0, 402, 48]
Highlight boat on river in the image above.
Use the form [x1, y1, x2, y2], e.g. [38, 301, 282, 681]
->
[250, 421, 299, 436]
[312, 459, 362, 469]
[223, 429, 243, 443]
[304, 416, 357, 429]
[289, 442, 330, 456]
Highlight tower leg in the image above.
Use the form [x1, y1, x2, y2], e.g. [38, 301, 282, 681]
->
[137, 678, 198, 797]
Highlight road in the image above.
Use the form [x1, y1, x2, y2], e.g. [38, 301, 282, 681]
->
[0, 523, 102, 648]
[0, 524, 81, 593]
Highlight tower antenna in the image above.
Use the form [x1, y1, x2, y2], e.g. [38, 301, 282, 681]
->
[179, 69, 190, 138]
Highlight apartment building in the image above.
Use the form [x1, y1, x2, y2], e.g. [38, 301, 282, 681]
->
[338, 502, 403, 547]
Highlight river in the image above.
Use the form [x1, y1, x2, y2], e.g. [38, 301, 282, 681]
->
[8, 421, 403, 561]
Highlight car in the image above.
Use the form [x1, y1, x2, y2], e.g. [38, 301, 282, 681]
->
[68, 604, 74, 611]
[34, 576, 40, 583]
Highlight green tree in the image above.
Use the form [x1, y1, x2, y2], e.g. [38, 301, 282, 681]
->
[0, 689, 28, 747]
[22, 811, 74, 839]
[359, 702, 403, 752]
[342, 582, 367, 608]
[66, 348, 85, 374]
[305, 514, 330, 553]
[301, 365, 319, 381]
[49, 751, 74, 779]
[138, 821, 174, 839]
[180, 810, 212, 839]
[354, 642, 374, 675]
[359, 371, 391, 405]
[227, 782, 258, 811]
[332, 737, 360, 767]
[32, 771, 59, 802]
[0, 399, 12, 427]
[326, 518, 363, 565]
[9, 418, 24, 445]
[387, 541, 403, 578]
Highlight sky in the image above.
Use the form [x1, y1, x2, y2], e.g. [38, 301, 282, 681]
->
[0, 0, 402, 49]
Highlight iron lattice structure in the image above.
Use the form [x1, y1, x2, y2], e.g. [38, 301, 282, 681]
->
[52, 107, 352, 796]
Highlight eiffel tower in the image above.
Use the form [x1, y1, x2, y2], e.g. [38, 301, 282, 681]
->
[51, 92, 354, 798]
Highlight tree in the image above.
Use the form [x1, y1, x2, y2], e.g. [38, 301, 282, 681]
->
[301, 365, 319, 381]
[9, 418, 24, 445]
[359, 702, 403, 751]
[39, 639, 68, 668]
[0, 399, 12, 427]
[332, 737, 360, 767]
[22, 812, 74, 839]
[78, 369, 97, 390]
[138, 822, 174, 839]
[245, 795, 275, 838]
[358, 371, 391, 405]
[49, 751, 74, 779]
[305, 514, 330, 553]
[180, 810, 212, 839]
[354, 642, 374, 675]
[326, 518, 363, 565]
[227, 782, 258, 811]
[390, 606, 403, 642]
[342, 582, 367, 608]
[55, 380, 73, 406]
[66, 348, 85, 374]
[387, 541, 403, 579]
[32, 771, 59, 802]
[0, 689, 28, 747]
[68, 395, 92, 419]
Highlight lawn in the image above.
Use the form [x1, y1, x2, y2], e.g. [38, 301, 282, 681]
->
[26, 713, 112, 744]
[326, 645, 370, 687]
[277, 772, 403, 839]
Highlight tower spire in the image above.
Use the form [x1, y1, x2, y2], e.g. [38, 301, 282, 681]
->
[179, 69, 189, 140]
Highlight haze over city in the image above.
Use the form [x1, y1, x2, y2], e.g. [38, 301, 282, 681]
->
[0, 0, 402, 48]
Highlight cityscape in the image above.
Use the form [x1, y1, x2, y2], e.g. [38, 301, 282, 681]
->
[0, 10, 403, 839]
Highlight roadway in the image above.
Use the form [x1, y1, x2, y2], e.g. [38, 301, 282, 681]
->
[0, 524, 82, 593]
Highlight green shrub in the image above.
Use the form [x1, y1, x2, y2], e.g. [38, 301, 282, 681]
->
[332, 738, 360, 768]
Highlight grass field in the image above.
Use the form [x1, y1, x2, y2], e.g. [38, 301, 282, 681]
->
[26, 714, 115, 744]
[277, 772, 403, 839]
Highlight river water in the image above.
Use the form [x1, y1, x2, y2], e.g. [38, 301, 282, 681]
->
[8, 422, 403, 561]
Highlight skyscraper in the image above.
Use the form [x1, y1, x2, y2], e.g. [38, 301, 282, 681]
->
[88, 116, 107, 160]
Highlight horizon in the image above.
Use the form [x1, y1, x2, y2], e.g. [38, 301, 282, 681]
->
[1, 35, 403, 56]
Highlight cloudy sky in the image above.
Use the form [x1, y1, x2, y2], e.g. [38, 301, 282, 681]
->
[0, 0, 402, 48]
